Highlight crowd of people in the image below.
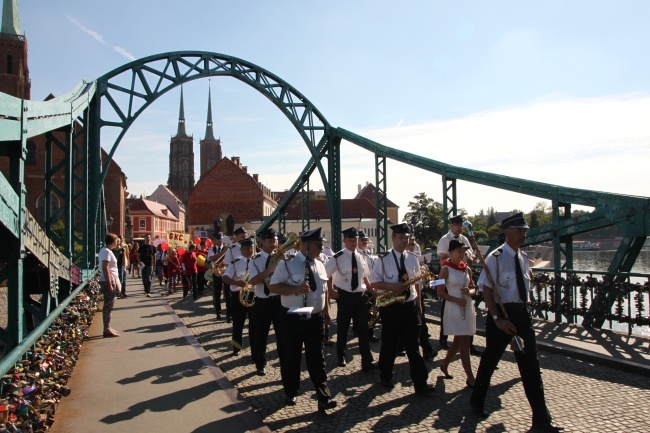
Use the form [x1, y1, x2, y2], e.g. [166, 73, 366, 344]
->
[100, 211, 563, 431]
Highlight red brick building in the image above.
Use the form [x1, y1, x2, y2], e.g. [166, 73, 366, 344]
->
[0, 0, 29, 99]
[187, 156, 277, 235]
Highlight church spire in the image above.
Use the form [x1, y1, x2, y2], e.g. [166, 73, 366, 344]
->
[1, 0, 21, 35]
[204, 85, 215, 141]
[176, 86, 186, 137]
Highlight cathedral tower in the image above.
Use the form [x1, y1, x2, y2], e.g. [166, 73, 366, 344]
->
[199, 85, 221, 178]
[167, 87, 194, 203]
[0, 0, 30, 99]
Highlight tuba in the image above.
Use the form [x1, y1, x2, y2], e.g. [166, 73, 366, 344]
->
[368, 268, 433, 328]
[239, 270, 255, 307]
[268, 232, 300, 267]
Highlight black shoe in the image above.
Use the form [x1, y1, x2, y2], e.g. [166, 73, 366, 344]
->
[423, 351, 437, 361]
[439, 340, 450, 349]
[285, 396, 297, 406]
[216, 312, 221, 320]
[317, 399, 337, 412]
[397, 350, 406, 357]
[369, 335, 380, 343]
[257, 367, 266, 376]
[465, 379, 475, 388]
[362, 363, 378, 372]
[470, 402, 489, 418]
[531, 421, 564, 432]
[414, 384, 435, 396]
[226, 317, 232, 324]
[470, 346, 484, 356]
[232, 350, 241, 357]
[337, 357, 346, 367]
[380, 379, 394, 389]
[324, 338, 335, 346]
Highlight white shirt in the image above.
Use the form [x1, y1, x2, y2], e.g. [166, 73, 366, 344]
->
[477, 242, 531, 303]
[369, 249, 421, 302]
[437, 231, 473, 257]
[249, 251, 277, 298]
[270, 251, 328, 313]
[356, 247, 375, 272]
[207, 244, 224, 260]
[325, 247, 369, 292]
[99, 247, 119, 282]
[223, 255, 251, 293]
[224, 242, 242, 265]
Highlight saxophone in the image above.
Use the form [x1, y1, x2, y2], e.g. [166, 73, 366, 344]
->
[239, 270, 255, 307]
[368, 269, 433, 328]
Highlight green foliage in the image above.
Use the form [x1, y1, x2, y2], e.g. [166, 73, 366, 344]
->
[49, 220, 84, 259]
[402, 192, 445, 249]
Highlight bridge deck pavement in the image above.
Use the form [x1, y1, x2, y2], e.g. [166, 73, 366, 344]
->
[52, 276, 649, 433]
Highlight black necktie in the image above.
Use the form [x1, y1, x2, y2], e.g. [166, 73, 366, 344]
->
[351, 253, 359, 290]
[306, 260, 317, 292]
[514, 253, 528, 307]
[399, 253, 407, 281]
[245, 258, 249, 272]
[264, 255, 271, 296]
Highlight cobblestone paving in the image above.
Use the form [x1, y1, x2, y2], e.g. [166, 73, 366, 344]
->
[156, 282, 650, 433]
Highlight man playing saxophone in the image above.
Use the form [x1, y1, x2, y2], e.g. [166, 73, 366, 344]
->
[248, 228, 282, 376]
[369, 223, 435, 396]
[222, 236, 255, 356]
[269, 227, 336, 412]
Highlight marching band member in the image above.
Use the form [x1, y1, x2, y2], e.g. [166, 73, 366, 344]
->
[370, 223, 435, 397]
[248, 228, 282, 376]
[222, 237, 255, 356]
[207, 232, 226, 320]
[326, 227, 376, 372]
[469, 213, 563, 432]
[357, 230, 380, 343]
[221, 226, 248, 323]
[269, 227, 336, 412]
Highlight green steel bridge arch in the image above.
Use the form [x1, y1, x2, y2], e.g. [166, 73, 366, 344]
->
[0, 50, 649, 355]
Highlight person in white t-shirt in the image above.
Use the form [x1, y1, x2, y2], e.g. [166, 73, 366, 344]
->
[99, 233, 121, 337]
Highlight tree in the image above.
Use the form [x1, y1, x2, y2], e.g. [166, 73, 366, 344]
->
[403, 193, 445, 249]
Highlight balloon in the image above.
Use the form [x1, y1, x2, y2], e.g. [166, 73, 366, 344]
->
[177, 248, 186, 256]
[206, 239, 212, 247]
[161, 242, 169, 251]
[193, 237, 200, 245]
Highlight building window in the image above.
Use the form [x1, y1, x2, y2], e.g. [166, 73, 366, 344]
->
[139, 219, 145, 229]
[6, 51, 12, 74]
[36, 192, 61, 227]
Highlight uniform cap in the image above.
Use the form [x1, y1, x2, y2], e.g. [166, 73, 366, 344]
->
[500, 212, 529, 229]
[342, 227, 359, 238]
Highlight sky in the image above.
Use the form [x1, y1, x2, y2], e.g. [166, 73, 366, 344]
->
[13, 0, 650, 219]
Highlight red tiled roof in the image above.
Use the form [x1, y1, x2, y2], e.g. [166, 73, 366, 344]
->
[128, 198, 179, 221]
[355, 183, 399, 208]
[283, 198, 389, 221]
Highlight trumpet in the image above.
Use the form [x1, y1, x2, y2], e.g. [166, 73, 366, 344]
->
[239, 270, 255, 307]
[211, 243, 232, 277]
[368, 269, 433, 328]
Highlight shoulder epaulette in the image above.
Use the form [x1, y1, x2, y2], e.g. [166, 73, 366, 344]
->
[232, 257, 241, 263]
[377, 252, 389, 258]
[333, 251, 344, 258]
[316, 256, 325, 264]
[493, 248, 503, 256]
[253, 253, 262, 259]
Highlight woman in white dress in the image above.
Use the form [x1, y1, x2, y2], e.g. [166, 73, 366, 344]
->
[437, 239, 477, 387]
[99, 233, 121, 337]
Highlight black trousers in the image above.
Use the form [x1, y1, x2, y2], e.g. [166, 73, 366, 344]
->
[439, 298, 448, 343]
[279, 310, 331, 402]
[230, 291, 252, 351]
[378, 301, 429, 389]
[471, 303, 552, 424]
[336, 289, 373, 366]
[250, 296, 284, 369]
[212, 276, 224, 315]
[141, 265, 153, 294]
[197, 270, 206, 293]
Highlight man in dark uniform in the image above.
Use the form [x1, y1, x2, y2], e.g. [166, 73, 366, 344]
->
[269, 227, 337, 413]
[138, 234, 156, 297]
[248, 228, 283, 376]
[326, 227, 376, 371]
[222, 236, 255, 356]
[207, 232, 226, 320]
[370, 223, 435, 397]
[469, 213, 563, 432]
